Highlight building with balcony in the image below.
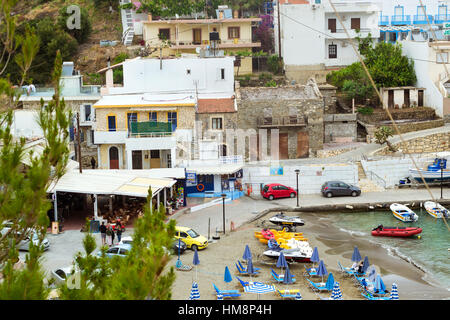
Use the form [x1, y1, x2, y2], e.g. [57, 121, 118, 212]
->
[379, 1, 450, 43]
[94, 55, 237, 170]
[274, 0, 381, 84]
[18, 62, 101, 164]
[141, 6, 261, 75]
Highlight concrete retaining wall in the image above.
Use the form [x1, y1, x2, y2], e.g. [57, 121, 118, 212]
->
[243, 164, 358, 195]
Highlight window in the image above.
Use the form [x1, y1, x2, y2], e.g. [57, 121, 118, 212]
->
[167, 112, 177, 131]
[228, 26, 240, 39]
[149, 112, 157, 122]
[437, 52, 448, 63]
[328, 44, 337, 58]
[211, 117, 223, 130]
[221, 68, 225, 80]
[351, 18, 360, 30]
[108, 115, 116, 132]
[127, 112, 138, 131]
[84, 104, 91, 121]
[328, 18, 336, 33]
[107, 247, 119, 254]
[158, 28, 171, 40]
[150, 150, 160, 158]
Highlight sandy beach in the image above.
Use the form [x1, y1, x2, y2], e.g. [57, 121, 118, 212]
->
[169, 210, 450, 300]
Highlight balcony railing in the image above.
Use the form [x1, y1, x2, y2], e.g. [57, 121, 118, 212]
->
[434, 14, 450, 24]
[391, 15, 411, 25]
[256, 116, 307, 127]
[379, 15, 389, 26]
[128, 131, 173, 138]
[413, 14, 433, 24]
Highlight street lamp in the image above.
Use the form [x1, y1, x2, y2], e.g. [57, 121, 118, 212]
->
[440, 158, 445, 200]
[295, 169, 300, 207]
[221, 193, 227, 234]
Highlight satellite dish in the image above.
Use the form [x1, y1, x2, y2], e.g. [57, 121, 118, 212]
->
[195, 47, 201, 54]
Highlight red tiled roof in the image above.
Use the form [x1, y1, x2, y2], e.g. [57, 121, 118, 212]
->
[197, 98, 235, 113]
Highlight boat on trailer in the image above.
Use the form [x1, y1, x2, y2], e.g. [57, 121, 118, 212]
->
[269, 212, 305, 228]
[371, 225, 422, 237]
[424, 201, 449, 219]
[390, 203, 418, 222]
[409, 152, 450, 183]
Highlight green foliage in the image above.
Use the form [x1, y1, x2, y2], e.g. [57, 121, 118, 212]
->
[265, 80, 277, 87]
[57, 5, 92, 44]
[112, 53, 129, 84]
[267, 54, 282, 75]
[258, 72, 272, 81]
[58, 189, 176, 300]
[357, 106, 374, 115]
[138, 0, 204, 18]
[374, 126, 397, 152]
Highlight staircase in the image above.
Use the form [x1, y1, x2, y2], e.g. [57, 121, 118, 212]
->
[120, 0, 135, 46]
[357, 161, 385, 192]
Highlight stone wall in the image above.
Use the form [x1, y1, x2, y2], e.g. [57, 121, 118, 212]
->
[236, 81, 324, 158]
[323, 113, 357, 143]
[357, 107, 437, 124]
[375, 132, 450, 155]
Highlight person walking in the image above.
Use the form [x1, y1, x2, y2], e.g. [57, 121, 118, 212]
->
[106, 225, 112, 247]
[99, 221, 107, 246]
[110, 225, 115, 246]
[115, 220, 122, 243]
[90, 157, 96, 169]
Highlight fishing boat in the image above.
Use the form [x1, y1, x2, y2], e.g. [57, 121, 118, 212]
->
[371, 225, 422, 237]
[424, 201, 449, 219]
[263, 247, 313, 262]
[390, 203, 418, 222]
[269, 212, 305, 228]
[409, 152, 450, 183]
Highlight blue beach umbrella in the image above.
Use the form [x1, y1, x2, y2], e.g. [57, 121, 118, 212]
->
[374, 275, 386, 294]
[243, 245, 252, 261]
[311, 247, 320, 267]
[189, 282, 200, 300]
[362, 256, 370, 273]
[295, 291, 302, 300]
[331, 281, 343, 300]
[217, 293, 223, 300]
[317, 260, 328, 283]
[247, 257, 255, 275]
[224, 266, 232, 283]
[352, 246, 362, 263]
[390, 283, 399, 300]
[283, 264, 295, 284]
[276, 252, 288, 274]
[244, 282, 275, 300]
[325, 272, 335, 291]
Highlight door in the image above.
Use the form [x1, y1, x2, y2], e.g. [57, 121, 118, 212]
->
[297, 131, 309, 158]
[132, 150, 143, 169]
[271, 185, 280, 198]
[404, 89, 410, 107]
[339, 182, 350, 195]
[109, 146, 119, 169]
[388, 90, 394, 108]
[150, 150, 161, 168]
[279, 133, 289, 160]
[418, 90, 424, 106]
[193, 28, 202, 45]
[328, 18, 336, 33]
[278, 185, 290, 198]
[351, 18, 360, 30]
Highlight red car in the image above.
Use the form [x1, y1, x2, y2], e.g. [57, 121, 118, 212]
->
[261, 183, 297, 200]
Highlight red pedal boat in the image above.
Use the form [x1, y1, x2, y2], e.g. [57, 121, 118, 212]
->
[261, 228, 275, 240]
[371, 225, 422, 237]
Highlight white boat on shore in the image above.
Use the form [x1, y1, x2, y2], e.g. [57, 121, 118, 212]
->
[424, 201, 449, 219]
[390, 203, 418, 222]
[409, 152, 450, 183]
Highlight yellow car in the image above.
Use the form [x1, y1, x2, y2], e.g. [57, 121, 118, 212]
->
[175, 226, 208, 251]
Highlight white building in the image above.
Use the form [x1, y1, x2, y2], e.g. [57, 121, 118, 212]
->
[273, 0, 381, 84]
[93, 55, 236, 170]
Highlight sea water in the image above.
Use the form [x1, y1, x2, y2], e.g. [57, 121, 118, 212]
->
[329, 209, 450, 290]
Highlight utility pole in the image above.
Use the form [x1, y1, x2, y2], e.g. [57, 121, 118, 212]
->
[277, 0, 282, 58]
[76, 112, 82, 173]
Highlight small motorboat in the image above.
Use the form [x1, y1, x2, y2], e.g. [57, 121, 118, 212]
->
[390, 203, 418, 222]
[424, 201, 449, 219]
[269, 212, 305, 228]
[409, 153, 450, 183]
[263, 246, 312, 263]
[371, 225, 422, 237]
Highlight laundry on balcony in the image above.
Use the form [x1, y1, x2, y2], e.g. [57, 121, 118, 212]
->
[129, 121, 173, 138]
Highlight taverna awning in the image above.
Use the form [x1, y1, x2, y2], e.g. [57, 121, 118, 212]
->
[47, 169, 177, 198]
[186, 164, 243, 175]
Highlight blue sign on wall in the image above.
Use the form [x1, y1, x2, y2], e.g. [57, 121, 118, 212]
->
[186, 171, 197, 187]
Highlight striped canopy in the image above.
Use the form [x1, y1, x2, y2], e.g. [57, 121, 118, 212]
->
[331, 282, 343, 300]
[390, 283, 399, 300]
[244, 282, 275, 294]
[189, 282, 200, 300]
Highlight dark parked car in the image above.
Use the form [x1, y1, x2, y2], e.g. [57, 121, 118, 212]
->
[261, 183, 297, 200]
[321, 181, 361, 198]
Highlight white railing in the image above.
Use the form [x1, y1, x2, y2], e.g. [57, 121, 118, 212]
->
[219, 155, 244, 164]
